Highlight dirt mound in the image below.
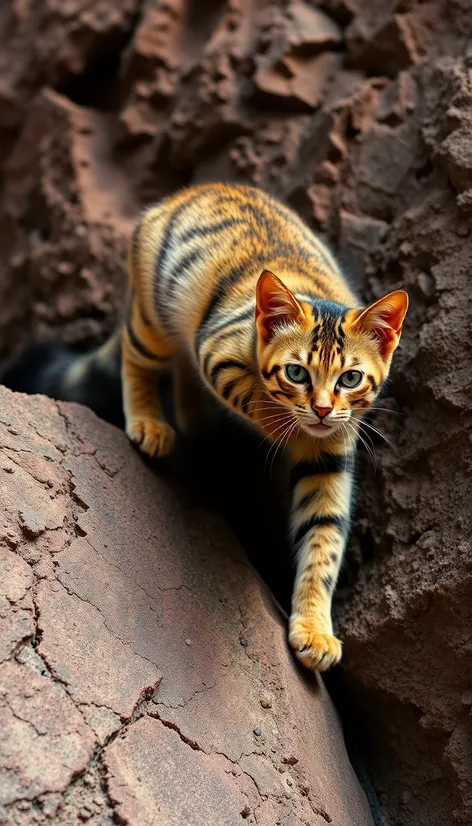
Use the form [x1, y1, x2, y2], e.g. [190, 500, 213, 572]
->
[0, 1, 471, 824]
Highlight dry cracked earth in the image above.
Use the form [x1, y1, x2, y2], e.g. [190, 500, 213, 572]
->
[0, 0, 472, 824]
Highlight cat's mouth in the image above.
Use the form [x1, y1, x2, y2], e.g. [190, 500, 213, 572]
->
[302, 419, 338, 438]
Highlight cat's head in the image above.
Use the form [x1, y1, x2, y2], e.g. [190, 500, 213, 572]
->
[255, 270, 408, 440]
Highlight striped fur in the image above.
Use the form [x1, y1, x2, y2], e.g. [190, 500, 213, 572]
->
[4, 183, 408, 672]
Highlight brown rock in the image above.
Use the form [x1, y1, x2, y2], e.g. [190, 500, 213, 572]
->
[374, 72, 417, 127]
[0, 88, 136, 358]
[286, 2, 342, 52]
[254, 3, 342, 111]
[119, 0, 182, 142]
[438, 118, 472, 193]
[358, 123, 417, 195]
[336, 154, 472, 824]
[0, 660, 95, 805]
[105, 717, 253, 826]
[338, 210, 388, 287]
[0, 388, 373, 824]
[36, 573, 163, 718]
[0, 549, 34, 662]
[255, 50, 342, 112]
[0, 0, 139, 129]
[346, 13, 420, 77]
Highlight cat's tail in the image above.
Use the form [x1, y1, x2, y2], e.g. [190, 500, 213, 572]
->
[0, 331, 124, 427]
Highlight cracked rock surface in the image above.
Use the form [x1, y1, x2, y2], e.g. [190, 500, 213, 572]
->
[0, 387, 373, 825]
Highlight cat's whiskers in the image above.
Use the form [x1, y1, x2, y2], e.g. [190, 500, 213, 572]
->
[269, 418, 298, 475]
[254, 406, 293, 421]
[263, 413, 295, 456]
[334, 417, 358, 457]
[349, 409, 392, 447]
[250, 405, 290, 417]
[350, 411, 393, 449]
[258, 413, 295, 449]
[356, 418, 393, 448]
[353, 406, 402, 417]
[247, 399, 285, 409]
[266, 416, 298, 475]
[256, 411, 294, 426]
[343, 417, 377, 469]
[248, 406, 291, 418]
[338, 421, 354, 469]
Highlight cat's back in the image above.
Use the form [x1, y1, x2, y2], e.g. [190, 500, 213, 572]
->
[136, 182, 318, 259]
[133, 183, 353, 337]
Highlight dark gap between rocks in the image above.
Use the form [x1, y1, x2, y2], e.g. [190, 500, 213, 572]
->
[58, 28, 137, 112]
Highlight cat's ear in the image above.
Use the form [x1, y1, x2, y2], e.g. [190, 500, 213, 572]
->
[256, 270, 304, 343]
[352, 290, 409, 357]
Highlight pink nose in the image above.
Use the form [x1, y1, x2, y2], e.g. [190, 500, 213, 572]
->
[313, 406, 332, 419]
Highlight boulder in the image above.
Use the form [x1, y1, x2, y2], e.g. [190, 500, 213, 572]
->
[0, 386, 373, 825]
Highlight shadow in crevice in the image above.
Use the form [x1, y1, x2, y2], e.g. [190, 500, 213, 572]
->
[324, 669, 387, 826]
[157, 372, 295, 614]
[167, 416, 294, 614]
[58, 23, 138, 112]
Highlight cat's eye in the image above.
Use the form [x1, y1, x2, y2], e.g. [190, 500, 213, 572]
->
[285, 364, 310, 384]
[338, 370, 363, 389]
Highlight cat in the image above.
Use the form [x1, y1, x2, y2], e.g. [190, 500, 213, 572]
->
[1, 183, 408, 672]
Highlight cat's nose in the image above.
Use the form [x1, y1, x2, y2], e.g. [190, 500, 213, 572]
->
[312, 405, 332, 419]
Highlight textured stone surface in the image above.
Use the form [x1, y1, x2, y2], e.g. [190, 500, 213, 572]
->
[0, 387, 372, 825]
[0, 0, 472, 823]
[0, 660, 95, 807]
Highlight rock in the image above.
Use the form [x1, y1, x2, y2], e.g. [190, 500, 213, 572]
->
[0, 88, 136, 358]
[0, 0, 139, 130]
[0, 659, 95, 806]
[286, 2, 343, 52]
[374, 72, 417, 127]
[105, 718, 253, 826]
[338, 210, 388, 288]
[336, 170, 472, 825]
[0, 387, 373, 825]
[0, 550, 34, 662]
[253, 3, 342, 111]
[358, 122, 419, 197]
[438, 116, 472, 194]
[346, 13, 420, 77]
[254, 50, 342, 112]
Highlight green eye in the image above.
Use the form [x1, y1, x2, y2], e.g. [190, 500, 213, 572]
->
[285, 364, 310, 384]
[338, 370, 363, 389]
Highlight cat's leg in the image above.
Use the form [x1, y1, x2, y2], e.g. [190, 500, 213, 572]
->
[121, 298, 176, 458]
[287, 448, 353, 671]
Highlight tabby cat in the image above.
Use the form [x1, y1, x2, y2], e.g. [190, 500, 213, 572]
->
[3, 184, 408, 672]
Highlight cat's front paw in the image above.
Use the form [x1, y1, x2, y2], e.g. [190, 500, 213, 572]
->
[126, 418, 176, 458]
[289, 616, 342, 672]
